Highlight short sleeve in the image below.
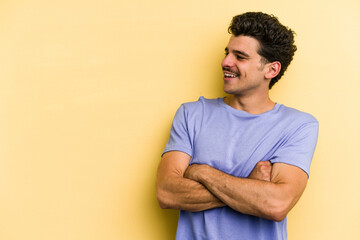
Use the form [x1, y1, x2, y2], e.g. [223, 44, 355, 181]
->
[270, 121, 319, 177]
[162, 105, 193, 158]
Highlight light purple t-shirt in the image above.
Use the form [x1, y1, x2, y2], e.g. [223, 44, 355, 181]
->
[163, 96, 319, 240]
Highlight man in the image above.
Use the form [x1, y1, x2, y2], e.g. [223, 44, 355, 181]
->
[156, 12, 319, 240]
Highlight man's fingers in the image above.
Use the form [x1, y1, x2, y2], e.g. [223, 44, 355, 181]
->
[248, 161, 272, 181]
[257, 160, 271, 167]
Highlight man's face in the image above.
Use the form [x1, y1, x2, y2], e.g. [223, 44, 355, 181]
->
[222, 35, 269, 96]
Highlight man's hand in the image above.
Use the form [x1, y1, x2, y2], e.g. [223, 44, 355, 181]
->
[184, 164, 206, 182]
[248, 161, 272, 181]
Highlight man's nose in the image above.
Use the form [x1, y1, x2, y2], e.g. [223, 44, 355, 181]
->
[221, 54, 234, 68]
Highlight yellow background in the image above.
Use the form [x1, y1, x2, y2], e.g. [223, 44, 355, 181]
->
[0, 0, 359, 239]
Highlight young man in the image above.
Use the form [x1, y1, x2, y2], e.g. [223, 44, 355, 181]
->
[156, 12, 319, 240]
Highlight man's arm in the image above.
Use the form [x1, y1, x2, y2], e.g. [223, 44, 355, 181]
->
[184, 162, 308, 221]
[156, 151, 271, 212]
[156, 151, 225, 212]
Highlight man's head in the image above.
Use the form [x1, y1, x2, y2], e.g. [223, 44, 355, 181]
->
[228, 12, 297, 89]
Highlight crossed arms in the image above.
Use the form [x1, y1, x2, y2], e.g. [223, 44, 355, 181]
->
[156, 151, 308, 222]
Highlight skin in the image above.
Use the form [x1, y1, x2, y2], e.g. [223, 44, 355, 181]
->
[156, 152, 271, 212]
[183, 162, 307, 221]
[156, 35, 309, 221]
[222, 35, 281, 114]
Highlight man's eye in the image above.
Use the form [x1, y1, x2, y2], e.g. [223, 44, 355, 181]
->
[224, 52, 229, 56]
[236, 55, 244, 60]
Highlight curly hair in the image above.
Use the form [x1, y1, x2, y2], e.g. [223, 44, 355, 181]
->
[228, 12, 297, 89]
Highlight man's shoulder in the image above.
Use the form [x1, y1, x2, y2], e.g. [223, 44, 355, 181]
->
[181, 96, 220, 111]
[277, 104, 318, 126]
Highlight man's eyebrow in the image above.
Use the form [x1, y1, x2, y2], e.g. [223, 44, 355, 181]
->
[224, 47, 250, 58]
[233, 50, 250, 58]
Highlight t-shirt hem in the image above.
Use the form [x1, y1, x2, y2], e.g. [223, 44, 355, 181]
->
[269, 159, 310, 178]
[162, 146, 193, 158]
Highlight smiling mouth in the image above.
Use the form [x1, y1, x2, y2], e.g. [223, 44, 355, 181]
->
[224, 72, 239, 78]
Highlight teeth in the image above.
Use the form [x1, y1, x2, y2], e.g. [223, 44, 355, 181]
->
[224, 72, 237, 78]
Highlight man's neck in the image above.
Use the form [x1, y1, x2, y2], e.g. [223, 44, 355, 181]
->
[224, 94, 276, 115]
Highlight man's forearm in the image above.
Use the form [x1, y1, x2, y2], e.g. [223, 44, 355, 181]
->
[184, 164, 307, 221]
[156, 151, 226, 212]
[192, 167, 284, 220]
[156, 175, 225, 212]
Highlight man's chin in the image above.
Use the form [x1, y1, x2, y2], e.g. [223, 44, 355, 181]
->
[223, 86, 234, 95]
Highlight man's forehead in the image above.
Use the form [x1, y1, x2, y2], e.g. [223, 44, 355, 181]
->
[226, 35, 260, 55]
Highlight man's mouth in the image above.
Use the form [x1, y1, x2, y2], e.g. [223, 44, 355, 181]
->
[224, 72, 239, 78]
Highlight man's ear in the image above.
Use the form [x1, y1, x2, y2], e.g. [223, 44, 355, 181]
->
[265, 61, 281, 79]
